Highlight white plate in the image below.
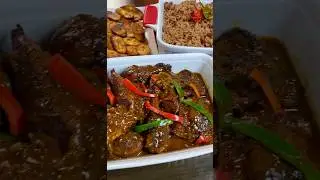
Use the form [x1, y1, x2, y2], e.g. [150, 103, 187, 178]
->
[107, 53, 215, 171]
[148, 0, 213, 55]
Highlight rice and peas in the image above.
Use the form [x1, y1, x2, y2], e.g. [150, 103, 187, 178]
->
[163, 1, 214, 47]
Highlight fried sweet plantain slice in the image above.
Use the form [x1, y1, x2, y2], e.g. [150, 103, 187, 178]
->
[132, 10, 144, 21]
[122, 21, 144, 38]
[123, 23, 135, 38]
[111, 36, 127, 54]
[137, 44, 151, 55]
[126, 31, 135, 38]
[126, 45, 139, 56]
[107, 11, 121, 21]
[123, 37, 141, 46]
[107, 49, 120, 58]
[122, 4, 136, 11]
[116, 4, 144, 21]
[122, 4, 144, 21]
[111, 23, 127, 37]
[116, 7, 134, 19]
[134, 33, 145, 42]
[107, 33, 114, 50]
[107, 20, 117, 33]
[119, 16, 133, 25]
[131, 22, 144, 34]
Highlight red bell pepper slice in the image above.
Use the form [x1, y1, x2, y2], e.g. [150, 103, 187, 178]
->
[191, 8, 203, 23]
[144, 101, 183, 123]
[106, 84, 116, 105]
[0, 85, 24, 136]
[195, 135, 212, 145]
[48, 54, 105, 106]
[122, 78, 156, 98]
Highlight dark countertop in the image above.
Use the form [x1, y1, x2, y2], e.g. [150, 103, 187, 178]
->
[107, 154, 214, 180]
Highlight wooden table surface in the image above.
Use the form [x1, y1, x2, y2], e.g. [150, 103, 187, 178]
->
[107, 1, 215, 180]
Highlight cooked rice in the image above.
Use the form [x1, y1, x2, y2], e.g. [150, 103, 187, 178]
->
[163, 1, 214, 47]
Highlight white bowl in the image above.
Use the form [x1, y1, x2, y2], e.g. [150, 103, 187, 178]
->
[149, 0, 213, 55]
[107, 53, 214, 170]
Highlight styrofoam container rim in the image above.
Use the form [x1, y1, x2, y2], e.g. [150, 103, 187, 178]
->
[106, 53, 215, 170]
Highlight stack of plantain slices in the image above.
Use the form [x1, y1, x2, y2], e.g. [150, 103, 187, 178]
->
[107, 4, 151, 58]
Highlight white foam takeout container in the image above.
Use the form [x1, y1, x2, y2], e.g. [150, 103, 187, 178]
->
[147, 0, 213, 55]
[106, 53, 214, 170]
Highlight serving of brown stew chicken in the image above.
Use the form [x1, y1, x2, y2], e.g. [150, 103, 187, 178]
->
[106, 63, 215, 159]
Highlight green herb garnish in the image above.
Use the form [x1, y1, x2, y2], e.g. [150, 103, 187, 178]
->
[134, 119, 173, 133]
[172, 80, 184, 99]
[213, 76, 232, 126]
[173, 81, 213, 124]
[182, 98, 213, 124]
[200, 0, 213, 20]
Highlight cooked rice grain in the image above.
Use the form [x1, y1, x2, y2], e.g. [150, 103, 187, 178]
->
[163, 1, 214, 47]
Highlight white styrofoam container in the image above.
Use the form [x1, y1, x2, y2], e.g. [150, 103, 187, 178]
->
[106, 53, 214, 170]
[148, 0, 213, 55]
[215, 0, 320, 134]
